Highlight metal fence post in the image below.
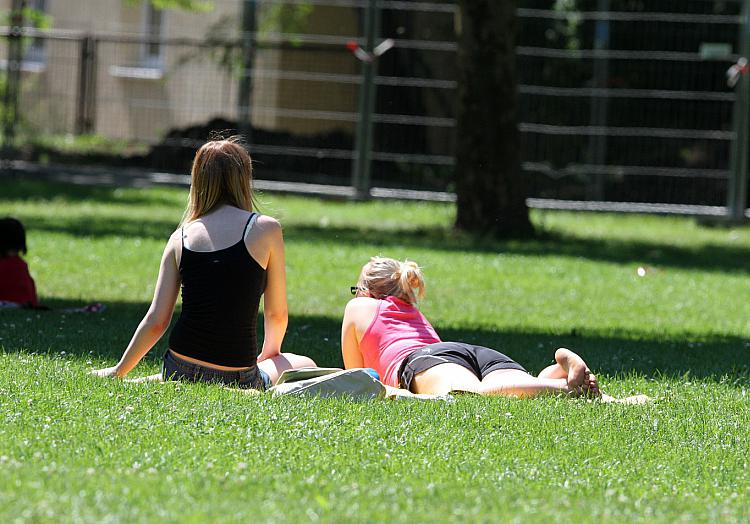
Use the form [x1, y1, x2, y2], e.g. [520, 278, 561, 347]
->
[351, 0, 380, 200]
[238, 0, 257, 143]
[587, 0, 610, 201]
[727, 0, 750, 221]
[75, 35, 97, 135]
[1, 0, 26, 158]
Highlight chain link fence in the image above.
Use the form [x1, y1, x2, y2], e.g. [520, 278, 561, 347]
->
[1, 0, 748, 215]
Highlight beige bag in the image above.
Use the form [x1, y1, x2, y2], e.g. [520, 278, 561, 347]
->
[269, 367, 386, 400]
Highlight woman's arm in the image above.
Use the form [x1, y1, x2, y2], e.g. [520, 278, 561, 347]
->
[340, 298, 378, 369]
[257, 218, 287, 362]
[341, 305, 364, 369]
[93, 235, 181, 378]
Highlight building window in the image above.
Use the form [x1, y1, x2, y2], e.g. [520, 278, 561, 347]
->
[141, 3, 164, 68]
[25, 0, 47, 64]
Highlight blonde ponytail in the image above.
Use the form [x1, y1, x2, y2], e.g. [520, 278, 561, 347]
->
[358, 256, 425, 304]
[396, 260, 425, 303]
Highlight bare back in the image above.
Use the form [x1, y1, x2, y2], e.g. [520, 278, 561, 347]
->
[176, 205, 275, 269]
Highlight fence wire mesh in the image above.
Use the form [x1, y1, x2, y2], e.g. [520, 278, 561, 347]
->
[1, 0, 747, 210]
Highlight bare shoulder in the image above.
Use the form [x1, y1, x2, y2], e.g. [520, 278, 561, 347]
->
[169, 228, 182, 242]
[252, 214, 282, 240]
[344, 297, 379, 316]
[166, 229, 182, 251]
[344, 297, 379, 336]
[254, 214, 281, 231]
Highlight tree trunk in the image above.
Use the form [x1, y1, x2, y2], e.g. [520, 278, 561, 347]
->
[454, 0, 533, 237]
[238, 0, 257, 142]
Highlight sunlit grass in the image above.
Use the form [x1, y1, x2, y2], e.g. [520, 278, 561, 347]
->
[1, 179, 749, 523]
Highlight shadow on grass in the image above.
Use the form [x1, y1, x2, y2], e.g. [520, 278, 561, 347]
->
[0, 178, 184, 208]
[2, 179, 182, 240]
[4, 178, 750, 274]
[284, 225, 750, 275]
[1, 302, 748, 383]
[8, 214, 750, 277]
[22, 214, 179, 241]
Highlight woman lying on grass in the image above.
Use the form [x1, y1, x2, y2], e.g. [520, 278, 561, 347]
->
[342, 256, 636, 401]
[93, 137, 315, 389]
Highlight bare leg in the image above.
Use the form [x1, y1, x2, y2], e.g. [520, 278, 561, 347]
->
[258, 352, 317, 385]
[537, 362, 566, 379]
[410, 363, 482, 396]
[479, 369, 575, 398]
[412, 363, 583, 398]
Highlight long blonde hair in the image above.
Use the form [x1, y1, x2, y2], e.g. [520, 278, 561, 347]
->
[357, 256, 425, 304]
[182, 137, 255, 224]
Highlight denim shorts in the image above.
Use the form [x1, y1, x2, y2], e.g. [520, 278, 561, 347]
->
[162, 350, 272, 391]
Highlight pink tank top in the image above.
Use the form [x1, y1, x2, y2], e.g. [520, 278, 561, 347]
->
[359, 295, 441, 387]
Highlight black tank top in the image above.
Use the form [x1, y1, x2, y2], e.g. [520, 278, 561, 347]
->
[168, 213, 267, 367]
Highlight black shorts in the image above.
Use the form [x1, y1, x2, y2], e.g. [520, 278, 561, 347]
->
[398, 341, 527, 392]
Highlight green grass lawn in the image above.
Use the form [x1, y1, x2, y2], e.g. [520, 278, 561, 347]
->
[1, 179, 749, 523]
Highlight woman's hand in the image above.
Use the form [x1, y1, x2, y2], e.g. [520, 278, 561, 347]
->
[257, 350, 280, 363]
[91, 366, 122, 378]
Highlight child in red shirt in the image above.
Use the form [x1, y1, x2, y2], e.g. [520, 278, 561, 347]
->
[0, 217, 38, 308]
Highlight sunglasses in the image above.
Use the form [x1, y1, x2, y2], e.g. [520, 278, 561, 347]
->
[350, 286, 366, 295]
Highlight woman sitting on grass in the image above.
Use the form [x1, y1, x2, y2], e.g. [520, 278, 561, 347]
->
[342, 256, 608, 399]
[94, 137, 315, 389]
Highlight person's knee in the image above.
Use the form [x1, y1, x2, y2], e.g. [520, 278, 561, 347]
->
[296, 354, 317, 368]
[280, 352, 317, 368]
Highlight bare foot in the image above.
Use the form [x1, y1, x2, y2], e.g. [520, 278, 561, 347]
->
[585, 372, 600, 396]
[555, 348, 588, 386]
[555, 348, 602, 398]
